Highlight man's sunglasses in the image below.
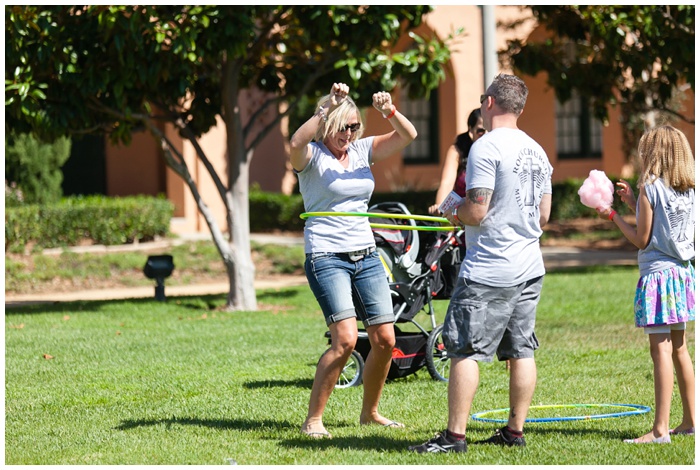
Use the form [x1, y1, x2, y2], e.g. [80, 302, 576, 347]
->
[480, 94, 490, 104]
[341, 123, 361, 133]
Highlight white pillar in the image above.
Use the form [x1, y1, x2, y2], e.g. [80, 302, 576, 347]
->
[481, 5, 498, 90]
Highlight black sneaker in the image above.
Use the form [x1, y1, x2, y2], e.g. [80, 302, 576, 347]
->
[476, 426, 526, 447]
[408, 430, 467, 454]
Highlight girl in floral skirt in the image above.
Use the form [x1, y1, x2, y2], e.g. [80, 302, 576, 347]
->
[597, 125, 695, 444]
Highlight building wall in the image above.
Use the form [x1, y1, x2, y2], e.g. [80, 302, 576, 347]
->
[105, 131, 163, 196]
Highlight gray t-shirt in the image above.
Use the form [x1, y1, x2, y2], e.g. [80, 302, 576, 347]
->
[296, 137, 376, 253]
[638, 178, 695, 276]
[459, 128, 553, 287]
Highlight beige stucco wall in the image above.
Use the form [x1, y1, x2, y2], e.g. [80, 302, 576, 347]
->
[105, 131, 163, 196]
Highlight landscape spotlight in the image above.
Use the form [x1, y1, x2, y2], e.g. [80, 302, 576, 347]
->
[143, 255, 175, 301]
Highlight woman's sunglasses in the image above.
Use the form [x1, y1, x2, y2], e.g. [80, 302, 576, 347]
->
[340, 123, 361, 133]
[475, 128, 486, 135]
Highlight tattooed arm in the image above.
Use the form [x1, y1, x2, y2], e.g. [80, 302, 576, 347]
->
[448, 187, 493, 226]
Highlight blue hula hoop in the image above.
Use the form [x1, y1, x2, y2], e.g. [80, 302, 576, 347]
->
[471, 403, 651, 423]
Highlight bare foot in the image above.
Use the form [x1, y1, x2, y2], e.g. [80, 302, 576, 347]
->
[670, 425, 695, 435]
[301, 419, 332, 439]
[360, 413, 404, 428]
[623, 430, 670, 444]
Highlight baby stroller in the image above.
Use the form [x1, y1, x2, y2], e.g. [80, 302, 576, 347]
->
[320, 202, 463, 388]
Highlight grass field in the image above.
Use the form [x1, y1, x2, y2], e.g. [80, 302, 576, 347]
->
[4, 266, 695, 465]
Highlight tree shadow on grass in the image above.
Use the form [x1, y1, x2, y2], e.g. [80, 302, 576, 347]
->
[257, 289, 302, 301]
[281, 426, 643, 452]
[115, 416, 298, 433]
[280, 434, 417, 452]
[4, 299, 129, 315]
[470, 423, 646, 441]
[5, 289, 302, 315]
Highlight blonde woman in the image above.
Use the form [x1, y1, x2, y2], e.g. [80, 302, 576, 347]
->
[290, 83, 417, 439]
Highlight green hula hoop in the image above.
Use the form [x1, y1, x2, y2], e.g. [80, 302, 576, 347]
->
[369, 223, 459, 232]
[471, 403, 650, 423]
[300, 211, 451, 224]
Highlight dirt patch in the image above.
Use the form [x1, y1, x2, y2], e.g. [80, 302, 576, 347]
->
[542, 216, 637, 251]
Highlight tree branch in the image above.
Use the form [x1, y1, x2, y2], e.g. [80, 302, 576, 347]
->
[659, 6, 694, 35]
[244, 60, 335, 151]
[172, 115, 230, 204]
[143, 119, 233, 263]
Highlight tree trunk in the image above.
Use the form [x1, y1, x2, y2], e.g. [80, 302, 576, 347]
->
[223, 147, 257, 311]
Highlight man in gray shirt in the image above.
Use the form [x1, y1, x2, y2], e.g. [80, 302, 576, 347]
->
[410, 74, 553, 453]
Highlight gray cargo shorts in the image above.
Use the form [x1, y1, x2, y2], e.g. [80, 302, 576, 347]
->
[443, 276, 543, 362]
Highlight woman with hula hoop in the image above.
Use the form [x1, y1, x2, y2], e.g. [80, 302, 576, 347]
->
[290, 82, 417, 439]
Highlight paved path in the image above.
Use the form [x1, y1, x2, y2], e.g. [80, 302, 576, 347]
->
[5, 233, 637, 307]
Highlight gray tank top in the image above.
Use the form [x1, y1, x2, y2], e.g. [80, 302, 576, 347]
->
[638, 178, 695, 276]
[296, 137, 376, 253]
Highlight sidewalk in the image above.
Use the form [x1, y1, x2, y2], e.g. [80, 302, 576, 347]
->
[5, 233, 637, 307]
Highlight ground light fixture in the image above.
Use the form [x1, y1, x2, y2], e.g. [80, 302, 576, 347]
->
[143, 255, 175, 301]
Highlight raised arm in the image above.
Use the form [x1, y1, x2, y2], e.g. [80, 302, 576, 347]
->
[370, 91, 417, 163]
[289, 83, 348, 172]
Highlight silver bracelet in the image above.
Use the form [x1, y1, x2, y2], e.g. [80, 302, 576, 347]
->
[317, 106, 328, 122]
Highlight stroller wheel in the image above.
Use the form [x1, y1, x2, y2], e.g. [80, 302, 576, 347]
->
[426, 324, 450, 382]
[331, 350, 364, 389]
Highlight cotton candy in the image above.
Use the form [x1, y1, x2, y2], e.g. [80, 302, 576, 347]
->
[578, 170, 614, 210]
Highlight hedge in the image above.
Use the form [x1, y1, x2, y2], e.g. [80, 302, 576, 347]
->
[5, 195, 173, 252]
[5, 176, 636, 250]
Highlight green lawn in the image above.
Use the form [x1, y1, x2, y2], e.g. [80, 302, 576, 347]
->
[4, 266, 695, 465]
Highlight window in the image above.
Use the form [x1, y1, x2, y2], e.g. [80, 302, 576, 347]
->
[399, 87, 439, 164]
[555, 90, 603, 159]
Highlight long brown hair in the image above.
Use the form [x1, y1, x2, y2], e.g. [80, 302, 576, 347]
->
[637, 125, 695, 192]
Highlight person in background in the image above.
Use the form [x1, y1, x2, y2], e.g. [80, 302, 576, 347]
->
[429, 109, 485, 300]
[597, 125, 695, 444]
[428, 108, 485, 218]
[409, 73, 552, 454]
[289, 82, 417, 439]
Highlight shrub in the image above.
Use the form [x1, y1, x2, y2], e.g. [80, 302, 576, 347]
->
[5, 180, 25, 208]
[249, 188, 305, 232]
[5, 132, 71, 205]
[5, 195, 173, 252]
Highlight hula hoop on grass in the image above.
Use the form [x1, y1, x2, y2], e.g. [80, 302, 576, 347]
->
[300, 211, 459, 231]
[471, 403, 651, 424]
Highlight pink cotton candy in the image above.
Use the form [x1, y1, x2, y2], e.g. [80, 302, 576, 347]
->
[578, 170, 614, 209]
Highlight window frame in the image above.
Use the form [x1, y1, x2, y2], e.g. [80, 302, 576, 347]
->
[399, 88, 440, 165]
[555, 92, 603, 160]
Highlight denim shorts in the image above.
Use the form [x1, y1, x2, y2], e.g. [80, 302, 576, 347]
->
[443, 276, 543, 362]
[304, 251, 394, 327]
